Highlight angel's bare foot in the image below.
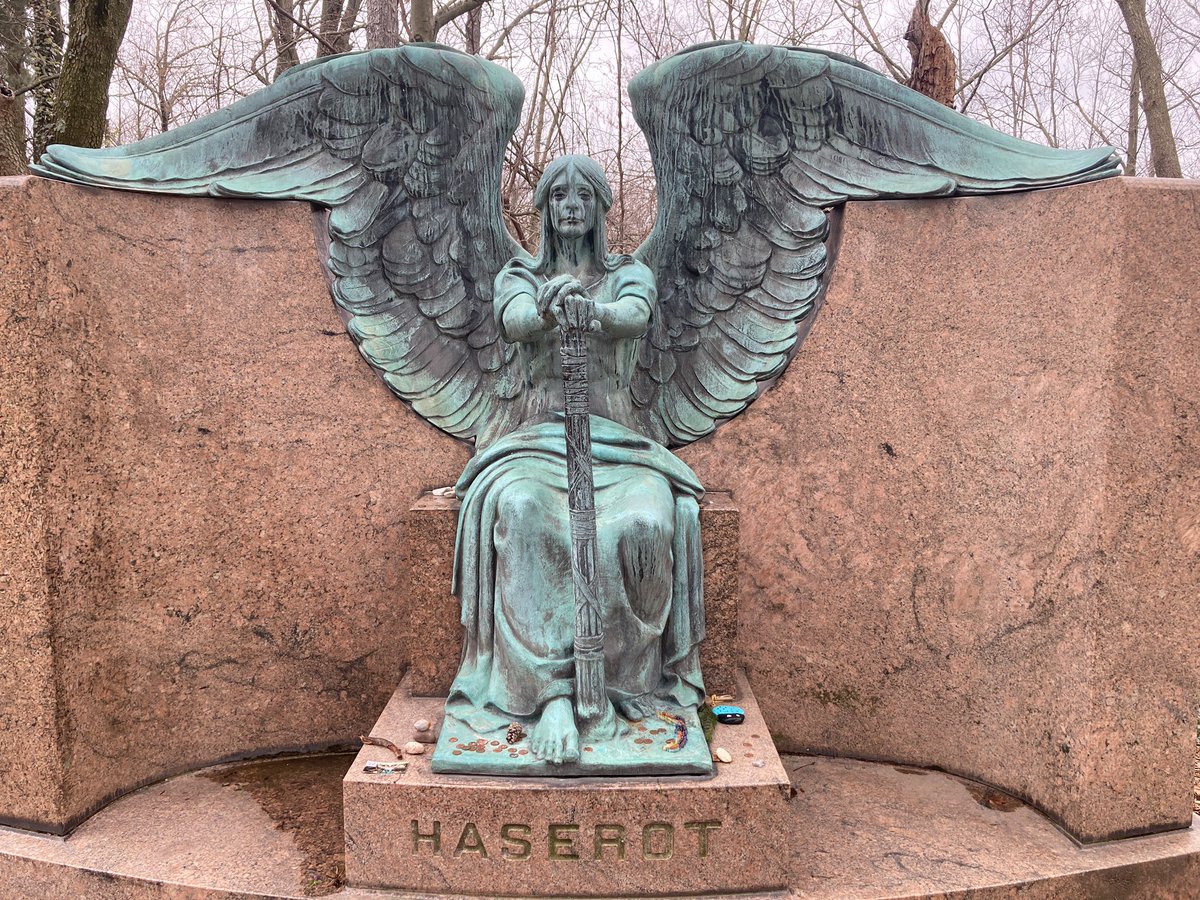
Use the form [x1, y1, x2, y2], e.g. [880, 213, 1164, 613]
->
[618, 695, 658, 721]
[530, 697, 580, 764]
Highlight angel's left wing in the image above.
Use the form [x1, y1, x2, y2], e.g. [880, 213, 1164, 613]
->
[34, 46, 527, 448]
[628, 41, 1121, 447]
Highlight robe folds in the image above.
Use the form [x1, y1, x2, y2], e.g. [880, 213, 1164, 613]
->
[446, 415, 707, 734]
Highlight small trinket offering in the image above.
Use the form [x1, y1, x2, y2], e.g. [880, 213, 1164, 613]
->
[713, 747, 733, 764]
[506, 722, 526, 744]
[363, 761, 407, 775]
[403, 741, 426, 755]
[412, 718, 439, 744]
[712, 704, 746, 725]
[657, 711, 688, 751]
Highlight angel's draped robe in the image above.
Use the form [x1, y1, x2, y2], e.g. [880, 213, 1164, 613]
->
[444, 256, 707, 733]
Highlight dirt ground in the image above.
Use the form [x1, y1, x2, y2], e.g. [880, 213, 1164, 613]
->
[205, 753, 350, 896]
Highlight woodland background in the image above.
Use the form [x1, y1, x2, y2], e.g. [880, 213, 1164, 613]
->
[1, 0, 1196, 250]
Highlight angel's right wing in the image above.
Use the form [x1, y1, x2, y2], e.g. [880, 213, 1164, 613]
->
[628, 42, 1120, 447]
[35, 46, 527, 447]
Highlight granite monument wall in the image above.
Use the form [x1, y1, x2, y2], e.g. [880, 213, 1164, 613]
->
[1, 175, 1196, 842]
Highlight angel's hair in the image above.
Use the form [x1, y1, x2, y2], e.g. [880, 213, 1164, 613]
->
[530, 154, 625, 275]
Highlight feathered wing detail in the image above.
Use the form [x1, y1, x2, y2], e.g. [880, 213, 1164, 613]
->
[34, 46, 526, 447]
[628, 41, 1120, 447]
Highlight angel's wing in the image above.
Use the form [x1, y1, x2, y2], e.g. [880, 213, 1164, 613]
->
[628, 41, 1120, 447]
[34, 46, 526, 447]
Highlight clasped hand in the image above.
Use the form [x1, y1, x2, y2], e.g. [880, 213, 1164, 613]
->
[536, 274, 601, 333]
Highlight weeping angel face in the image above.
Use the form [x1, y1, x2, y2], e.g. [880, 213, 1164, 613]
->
[530, 154, 615, 274]
[547, 173, 596, 239]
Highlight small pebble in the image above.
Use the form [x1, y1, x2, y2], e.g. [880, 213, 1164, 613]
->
[752, 759, 766, 768]
[413, 719, 431, 732]
[713, 747, 733, 764]
[403, 741, 426, 755]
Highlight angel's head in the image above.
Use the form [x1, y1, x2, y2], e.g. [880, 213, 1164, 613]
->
[531, 155, 616, 274]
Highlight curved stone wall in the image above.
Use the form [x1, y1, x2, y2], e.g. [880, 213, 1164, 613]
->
[1, 175, 1196, 841]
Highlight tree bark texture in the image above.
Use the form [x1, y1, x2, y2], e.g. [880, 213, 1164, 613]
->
[411, 0, 434, 41]
[49, 0, 133, 150]
[1125, 59, 1140, 176]
[0, 0, 28, 173]
[268, 0, 302, 78]
[465, 5, 482, 53]
[366, 0, 399, 48]
[0, 84, 25, 174]
[1116, 0, 1182, 177]
[319, 0, 362, 55]
[903, 0, 955, 108]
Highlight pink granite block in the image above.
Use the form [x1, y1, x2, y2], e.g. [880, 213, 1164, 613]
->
[0, 177, 468, 833]
[344, 674, 790, 896]
[0, 179, 67, 830]
[679, 177, 1200, 842]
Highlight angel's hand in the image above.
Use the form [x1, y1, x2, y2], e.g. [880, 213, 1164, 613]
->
[536, 275, 580, 327]
[555, 292, 601, 333]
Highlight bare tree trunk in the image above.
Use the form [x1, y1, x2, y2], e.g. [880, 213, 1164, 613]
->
[319, 0, 361, 55]
[267, 0, 301, 78]
[337, 0, 363, 53]
[411, 0, 434, 41]
[465, 6, 482, 53]
[0, 83, 25, 174]
[0, 0, 28, 173]
[426, 0, 489, 42]
[904, 0, 955, 108]
[44, 0, 134, 150]
[1116, 0, 1181, 178]
[366, 0, 399, 48]
[1125, 59, 1139, 176]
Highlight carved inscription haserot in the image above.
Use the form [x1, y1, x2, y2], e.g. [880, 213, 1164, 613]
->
[409, 819, 724, 861]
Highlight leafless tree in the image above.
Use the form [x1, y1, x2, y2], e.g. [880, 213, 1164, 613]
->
[1117, 0, 1182, 176]
[44, 0, 135, 151]
[24, 0, 1197, 185]
[903, 0, 955, 106]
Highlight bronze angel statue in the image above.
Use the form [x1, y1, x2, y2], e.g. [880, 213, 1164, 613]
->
[34, 41, 1118, 775]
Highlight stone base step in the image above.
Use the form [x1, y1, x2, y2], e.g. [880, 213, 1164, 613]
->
[345, 672, 790, 896]
[0, 747, 1197, 898]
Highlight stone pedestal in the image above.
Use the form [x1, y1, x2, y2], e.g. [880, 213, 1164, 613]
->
[343, 674, 790, 897]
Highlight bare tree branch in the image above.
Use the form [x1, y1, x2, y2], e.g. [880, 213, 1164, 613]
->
[435, 0, 491, 33]
[264, 0, 340, 56]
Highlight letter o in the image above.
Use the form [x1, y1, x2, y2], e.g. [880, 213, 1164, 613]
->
[641, 822, 674, 860]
